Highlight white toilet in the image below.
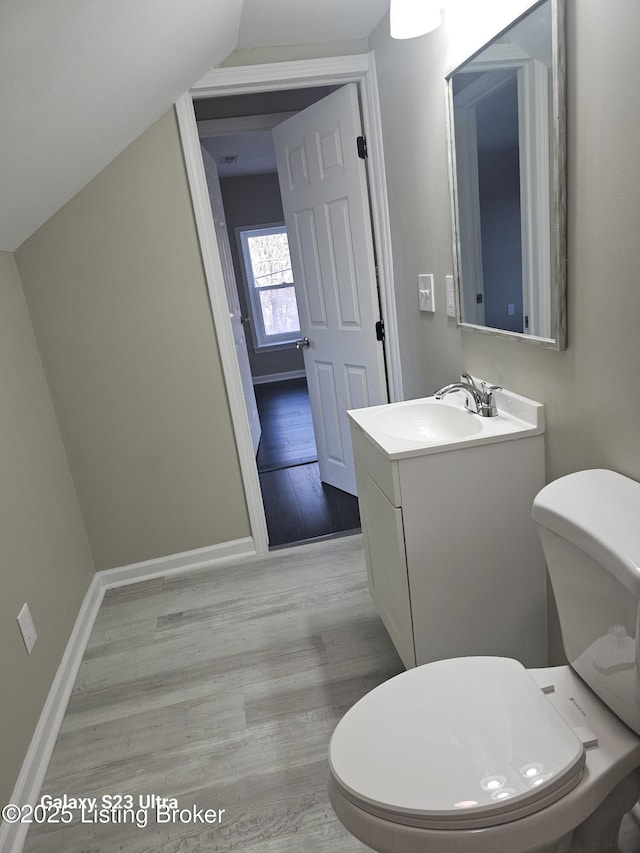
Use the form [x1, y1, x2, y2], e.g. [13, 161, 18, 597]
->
[329, 469, 640, 852]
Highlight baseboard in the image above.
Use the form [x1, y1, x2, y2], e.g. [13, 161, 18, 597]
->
[0, 536, 256, 853]
[99, 537, 256, 590]
[252, 369, 306, 385]
[0, 573, 104, 853]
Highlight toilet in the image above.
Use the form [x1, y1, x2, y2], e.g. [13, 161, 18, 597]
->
[328, 469, 640, 853]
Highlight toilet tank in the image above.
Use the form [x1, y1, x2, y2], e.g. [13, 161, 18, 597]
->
[533, 469, 640, 734]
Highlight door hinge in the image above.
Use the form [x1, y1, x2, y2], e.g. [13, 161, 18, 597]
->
[375, 320, 385, 342]
[357, 135, 368, 160]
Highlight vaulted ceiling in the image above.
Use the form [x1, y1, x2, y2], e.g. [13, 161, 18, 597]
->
[0, 0, 390, 252]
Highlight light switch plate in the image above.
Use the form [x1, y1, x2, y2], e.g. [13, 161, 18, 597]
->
[418, 274, 435, 313]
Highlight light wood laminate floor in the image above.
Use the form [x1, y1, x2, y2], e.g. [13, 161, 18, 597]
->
[24, 535, 403, 852]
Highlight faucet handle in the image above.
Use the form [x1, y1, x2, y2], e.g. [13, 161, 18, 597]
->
[480, 384, 501, 417]
[460, 372, 477, 388]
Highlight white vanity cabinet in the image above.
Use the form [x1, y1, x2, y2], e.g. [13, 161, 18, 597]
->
[355, 459, 414, 667]
[350, 392, 548, 670]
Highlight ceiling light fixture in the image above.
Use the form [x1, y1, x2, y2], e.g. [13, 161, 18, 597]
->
[390, 0, 445, 39]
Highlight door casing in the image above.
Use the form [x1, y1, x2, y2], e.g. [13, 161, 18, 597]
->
[176, 53, 401, 554]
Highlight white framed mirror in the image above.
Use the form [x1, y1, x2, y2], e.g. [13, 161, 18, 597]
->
[445, 0, 566, 349]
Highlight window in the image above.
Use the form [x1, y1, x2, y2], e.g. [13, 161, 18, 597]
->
[239, 224, 301, 350]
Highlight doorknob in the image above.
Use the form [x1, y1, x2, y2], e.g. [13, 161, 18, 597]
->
[296, 337, 311, 350]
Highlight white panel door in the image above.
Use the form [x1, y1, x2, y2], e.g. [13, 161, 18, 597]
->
[273, 84, 388, 495]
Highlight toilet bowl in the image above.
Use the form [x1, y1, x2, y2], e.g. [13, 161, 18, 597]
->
[329, 470, 640, 852]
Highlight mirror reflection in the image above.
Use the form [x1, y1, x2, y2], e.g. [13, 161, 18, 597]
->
[446, 0, 566, 348]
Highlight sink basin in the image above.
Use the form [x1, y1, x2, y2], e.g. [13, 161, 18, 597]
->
[373, 400, 482, 442]
[348, 384, 545, 460]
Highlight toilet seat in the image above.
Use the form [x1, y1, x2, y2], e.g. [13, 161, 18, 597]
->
[329, 657, 586, 831]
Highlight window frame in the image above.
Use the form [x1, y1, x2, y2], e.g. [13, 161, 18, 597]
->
[237, 222, 300, 352]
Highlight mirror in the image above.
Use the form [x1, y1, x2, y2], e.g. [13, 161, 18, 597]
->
[446, 0, 566, 349]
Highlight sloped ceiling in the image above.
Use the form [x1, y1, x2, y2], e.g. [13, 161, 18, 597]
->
[236, 0, 389, 49]
[0, 0, 390, 253]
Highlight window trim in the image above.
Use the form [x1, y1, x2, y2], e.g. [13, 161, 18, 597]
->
[236, 222, 300, 351]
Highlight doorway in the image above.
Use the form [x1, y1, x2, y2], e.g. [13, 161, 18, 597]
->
[195, 85, 364, 547]
[176, 54, 401, 554]
[255, 377, 360, 547]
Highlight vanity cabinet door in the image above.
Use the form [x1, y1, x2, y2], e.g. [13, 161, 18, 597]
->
[355, 462, 415, 668]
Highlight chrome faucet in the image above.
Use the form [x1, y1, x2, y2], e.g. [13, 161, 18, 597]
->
[434, 374, 501, 417]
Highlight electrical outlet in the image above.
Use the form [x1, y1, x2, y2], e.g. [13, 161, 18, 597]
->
[17, 602, 38, 654]
[418, 274, 435, 313]
[445, 275, 457, 318]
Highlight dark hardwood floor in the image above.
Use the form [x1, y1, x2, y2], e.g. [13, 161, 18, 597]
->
[254, 378, 361, 548]
[255, 378, 317, 473]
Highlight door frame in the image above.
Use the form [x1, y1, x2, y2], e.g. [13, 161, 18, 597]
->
[450, 45, 551, 337]
[175, 53, 401, 554]
[199, 144, 262, 455]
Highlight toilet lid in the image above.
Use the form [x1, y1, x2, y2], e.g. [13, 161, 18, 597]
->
[329, 657, 586, 830]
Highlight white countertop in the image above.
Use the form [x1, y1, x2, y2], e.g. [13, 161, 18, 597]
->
[348, 386, 545, 460]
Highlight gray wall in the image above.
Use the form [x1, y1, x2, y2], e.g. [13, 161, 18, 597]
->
[370, 0, 640, 661]
[16, 109, 250, 572]
[371, 18, 463, 401]
[0, 253, 94, 806]
[219, 172, 304, 380]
